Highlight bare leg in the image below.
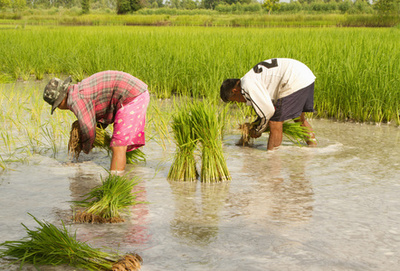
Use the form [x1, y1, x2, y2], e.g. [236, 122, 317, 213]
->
[296, 113, 317, 147]
[267, 121, 283, 151]
[110, 146, 127, 174]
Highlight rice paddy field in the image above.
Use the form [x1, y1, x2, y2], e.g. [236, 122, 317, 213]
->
[1, 24, 400, 270]
[0, 25, 399, 124]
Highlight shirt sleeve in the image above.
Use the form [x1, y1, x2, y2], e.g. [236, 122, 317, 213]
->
[241, 79, 275, 134]
[70, 99, 96, 153]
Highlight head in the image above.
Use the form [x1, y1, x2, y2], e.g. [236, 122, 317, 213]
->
[220, 78, 244, 103]
[43, 76, 72, 115]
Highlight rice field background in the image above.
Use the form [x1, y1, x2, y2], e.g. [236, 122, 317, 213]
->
[0, 25, 399, 125]
[1, 24, 400, 270]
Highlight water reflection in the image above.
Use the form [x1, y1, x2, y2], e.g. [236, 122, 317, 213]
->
[228, 149, 314, 224]
[168, 181, 230, 245]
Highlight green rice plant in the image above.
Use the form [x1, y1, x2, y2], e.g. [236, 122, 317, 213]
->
[0, 154, 7, 171]
[69, 120, 146, 163]
[168, 101, 199, 182]
[146, 101, 173, 151]
[238, 118, 313, 146]
[190, 101, 231, 183]
[73, 173, 141, 223]
[0, 214, 142, 271]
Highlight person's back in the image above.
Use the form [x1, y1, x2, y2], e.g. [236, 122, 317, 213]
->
[241, 58, 315, 102]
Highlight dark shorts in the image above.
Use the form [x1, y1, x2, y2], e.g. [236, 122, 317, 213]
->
[270, 82, 315, 122]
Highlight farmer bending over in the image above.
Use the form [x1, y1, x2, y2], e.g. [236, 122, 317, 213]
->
[220, 58, 317, 150]
[43, 71, 150, 175]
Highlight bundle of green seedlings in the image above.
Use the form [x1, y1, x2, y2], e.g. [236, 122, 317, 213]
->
[167, 106, 199, 182]
[169, 101, 230, 183]
[0, 214, 142, 271]
[190, 102, 231, 182]
[238, 118, 312, 146]
[68, 120, 146, 163]
[73, 173, 141, 223]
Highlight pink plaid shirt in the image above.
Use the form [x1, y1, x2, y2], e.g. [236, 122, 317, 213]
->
[67, 71, 148, 153]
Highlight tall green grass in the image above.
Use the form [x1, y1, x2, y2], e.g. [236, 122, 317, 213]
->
[0, 26, 399, 125]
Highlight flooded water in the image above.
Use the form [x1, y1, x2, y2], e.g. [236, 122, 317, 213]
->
[1, 117, 400, 270]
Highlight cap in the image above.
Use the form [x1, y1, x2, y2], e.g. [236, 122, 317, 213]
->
[43, 76, 72, 115]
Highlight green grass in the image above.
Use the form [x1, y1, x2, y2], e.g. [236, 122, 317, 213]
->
[0, 25, 398, 125]
[1, 9, 399, 27]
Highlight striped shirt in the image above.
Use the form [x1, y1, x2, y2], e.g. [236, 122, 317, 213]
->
[67, 71, 148, 153]
[240, 58, 315, 133]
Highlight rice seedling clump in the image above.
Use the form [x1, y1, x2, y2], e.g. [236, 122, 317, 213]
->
[168, 100, 230, 183]
[73, 174, 141, 223]
[238, 118, 312, 146]
[68, 120, 146, 163]
[0, 214, 142, 271]
[168, 104, 199, 182]
[190, 102, 231, 182]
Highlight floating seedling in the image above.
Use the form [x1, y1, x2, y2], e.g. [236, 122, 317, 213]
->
[168, 105, 199, 182]
[73, 173, 141, 223]
[68, 120, 146, 163]
[0, 214, 142, 271]
[238, 118, 312, 146]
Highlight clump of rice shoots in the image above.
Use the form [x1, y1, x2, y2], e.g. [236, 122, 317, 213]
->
[68, 120, 145, 164]
[73, 174, 140, 223]
[167, 106, 199, 182]
[238, 118, 312, 146]
[68, 120, 82, 160]
[0, 214, 142, 271]
[190, 102, 231, 183]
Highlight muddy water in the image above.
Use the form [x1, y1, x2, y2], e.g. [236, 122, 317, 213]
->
[1, 119, 400, 271]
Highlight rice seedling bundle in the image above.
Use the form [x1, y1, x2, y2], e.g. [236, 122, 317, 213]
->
[68, 120, 82, 160]
[73, 174, 140, 223]
[238, 118, 312, 146]
[0, 214, 142, 271]
[190, 102, 231, 183]
[167, 108, 199, 182]
[68, 120, 146, 163]
[168, 101, 230, 182]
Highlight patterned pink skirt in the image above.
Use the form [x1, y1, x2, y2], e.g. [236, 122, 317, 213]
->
[110, 91, 150, 152]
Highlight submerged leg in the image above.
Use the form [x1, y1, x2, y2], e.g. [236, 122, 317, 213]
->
[296, 112, 317, 147]
[267, 120, 283, 151]
[110, 146, 127, 174]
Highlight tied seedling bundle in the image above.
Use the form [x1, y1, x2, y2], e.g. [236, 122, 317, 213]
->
[68, 120, 146, 163]
[168, 100, 230, 183]
[190, 102, 231, 183]
[238, 118, 312, 146]
[73, 174, 141, 223]
[167, 106, 199, 182]
[0, 214, 142, 271]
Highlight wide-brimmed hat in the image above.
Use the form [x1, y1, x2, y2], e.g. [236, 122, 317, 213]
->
[43, 76, 72, 115]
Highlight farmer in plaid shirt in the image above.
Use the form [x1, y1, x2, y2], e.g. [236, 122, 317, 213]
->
[43, 71, 150, 175]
